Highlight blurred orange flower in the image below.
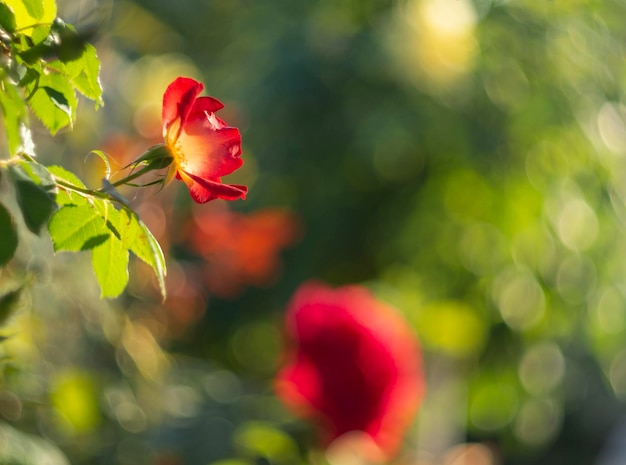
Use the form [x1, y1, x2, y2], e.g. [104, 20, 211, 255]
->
[275, 282, 425, 461]
[189, 206, 300, 297]
[162, 77, 247, 203]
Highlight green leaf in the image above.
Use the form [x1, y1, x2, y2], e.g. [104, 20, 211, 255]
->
[88, 150, 111, 179]
[47, 165, 85, 189]
[60, 43, 102, 105]
[17, 64, 39, 87]
[0, 78, 28, 155]
[48, 204, 110, 252]
[0, 3, 16, 32]
[14, 179, 57, 234]
[31, 23, 51, 45]
[9, 162, 58, 233]
[91, 234, 129, 298]
[0, 203, 18, 266]
[118, 209, 167, 299]
[4, 0, 56, 35]
[16, 160, 56, 191]
[48, 199, 164, 299]
[27, 72, 76, 135]
[0, 286, 23, 326]
[21, 0, 44, 21]
[47, 165, 88, 206]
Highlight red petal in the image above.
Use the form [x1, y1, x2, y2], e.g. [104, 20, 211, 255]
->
[162, 77, 203, 142]
[180, 170, 247, 203]
[178, 122, 243, 178]
[189, 96, 225, 117]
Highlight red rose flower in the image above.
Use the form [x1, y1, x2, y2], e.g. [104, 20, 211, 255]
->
[162, 77, 247, 203]
[275, 282, 425, 461]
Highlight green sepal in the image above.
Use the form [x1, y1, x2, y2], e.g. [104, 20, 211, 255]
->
[124, 144, 172, 170]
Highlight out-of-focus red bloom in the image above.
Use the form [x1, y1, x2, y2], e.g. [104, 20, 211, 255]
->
[162, 77, 247, 203]
[275, 282, 425, 461]
[188, 205, 300, 297]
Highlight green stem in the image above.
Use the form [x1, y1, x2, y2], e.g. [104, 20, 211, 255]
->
[53, 177, 109, 199]
[108, 166, 153, 188]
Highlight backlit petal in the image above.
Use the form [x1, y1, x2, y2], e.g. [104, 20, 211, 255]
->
[177, 123, 243, 178]
[189, 96, 225, 118]
[180, 170, 247, 203]
[162, 77, 204, 142]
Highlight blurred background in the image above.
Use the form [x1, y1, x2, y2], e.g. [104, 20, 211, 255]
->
[3, 0, 626, 464]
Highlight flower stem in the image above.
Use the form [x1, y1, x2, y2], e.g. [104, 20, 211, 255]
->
[53, 177, 109, 199]
[108, 167, 152, 188]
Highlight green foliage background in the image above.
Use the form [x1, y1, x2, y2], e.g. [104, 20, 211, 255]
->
[3, 0, 626, 464]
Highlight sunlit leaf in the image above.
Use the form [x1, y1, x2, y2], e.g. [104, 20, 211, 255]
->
[0, 78, 27, 155]
[47, 165, 88, 206]
[30, 23, 50, 44]
[118, 208, 167, 299]
[26, 72, 76, 135]
[46, 165, 85, 189]
[59, 43, 102, 106]
[48, 204, 109, 252]
[20, 0, 44, 21]
[3, 0, 56, 36]
[88, 150, 111, 179]
[0, 203, 18, 266]
[91, 233, 128, 298]
[16, 160, 56, 191]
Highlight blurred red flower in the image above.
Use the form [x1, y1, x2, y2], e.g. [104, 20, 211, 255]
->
[162, 77, 247, 203]
[189, 205, 300, 297]
[275, 282, 425, 461]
